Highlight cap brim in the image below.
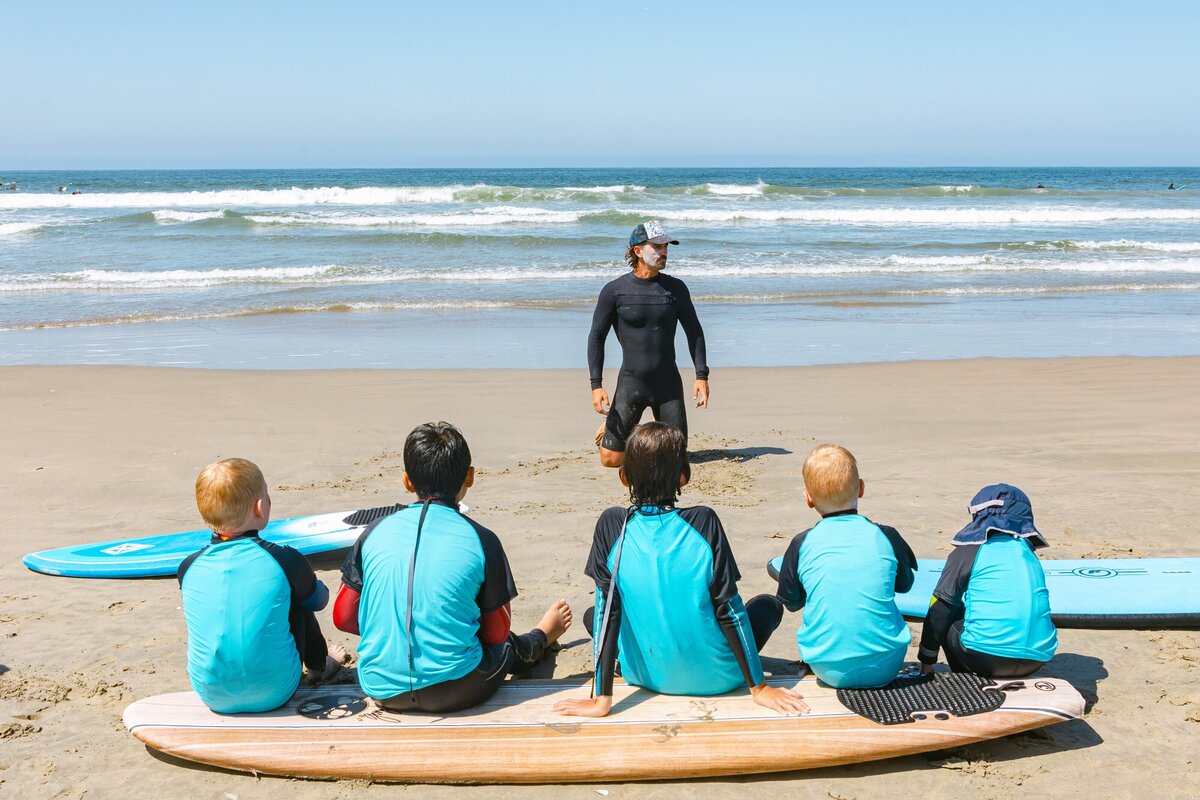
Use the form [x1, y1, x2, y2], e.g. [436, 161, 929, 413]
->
[646, 235, 679, 245]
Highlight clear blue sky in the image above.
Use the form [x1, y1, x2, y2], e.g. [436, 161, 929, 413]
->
[2, 1, 1196, 168]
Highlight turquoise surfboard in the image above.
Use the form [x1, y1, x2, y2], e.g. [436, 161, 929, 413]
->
[766, 555, 1200, 628]
[23, 505, 402, 579]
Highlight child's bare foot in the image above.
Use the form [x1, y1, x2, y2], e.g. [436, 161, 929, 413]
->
[305, 643, 349, 685]
[536, 599, 572, 646]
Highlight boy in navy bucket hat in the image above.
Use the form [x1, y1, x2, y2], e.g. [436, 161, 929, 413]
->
[917, 484, 1058, 678]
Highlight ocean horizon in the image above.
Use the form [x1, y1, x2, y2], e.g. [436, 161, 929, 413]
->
[2, 166, 1198, 369]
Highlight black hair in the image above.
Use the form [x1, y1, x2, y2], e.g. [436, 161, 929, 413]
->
[403, 421, 472, 502]
[623, 421, 689, 506]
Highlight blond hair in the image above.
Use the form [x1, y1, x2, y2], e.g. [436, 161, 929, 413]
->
[802, 444, 860, 515]
[195, 458, 267, 532]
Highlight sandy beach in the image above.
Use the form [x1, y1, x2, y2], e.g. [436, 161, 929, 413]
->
[2, 356, 1198, 798]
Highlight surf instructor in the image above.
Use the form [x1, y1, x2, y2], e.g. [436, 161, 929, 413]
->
[588, 220, 709, 468]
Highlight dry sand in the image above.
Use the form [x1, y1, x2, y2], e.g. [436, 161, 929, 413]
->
[1, 357, 1198, 798]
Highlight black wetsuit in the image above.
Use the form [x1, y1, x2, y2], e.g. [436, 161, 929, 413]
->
[587, 271, 708, 451]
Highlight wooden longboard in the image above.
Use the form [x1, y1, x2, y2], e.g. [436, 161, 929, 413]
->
[123, 676, 1085, 783]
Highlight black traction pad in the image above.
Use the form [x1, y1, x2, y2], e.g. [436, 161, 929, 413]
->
[837, 672, 1010, 725]
[342, 504, 405, 527]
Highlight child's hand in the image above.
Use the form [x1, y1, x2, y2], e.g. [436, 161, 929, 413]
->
[553, 694, 613, 718]
[750, 682, 810, 715]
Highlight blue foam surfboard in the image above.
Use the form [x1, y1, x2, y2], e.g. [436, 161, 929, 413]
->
[23, 505, 401, 579]
[766, 555, 1200, 628]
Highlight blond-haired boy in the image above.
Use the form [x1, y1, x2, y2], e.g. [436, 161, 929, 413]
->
[774, 444, 917, 688]
[179, 458, 342, 713]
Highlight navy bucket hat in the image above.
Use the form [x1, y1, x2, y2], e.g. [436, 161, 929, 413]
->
[951, 483, 1048, 549]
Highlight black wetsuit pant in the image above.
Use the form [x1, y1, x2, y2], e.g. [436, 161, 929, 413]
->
[291, 607, 330, 673]
[943, 620, 1045, 679]
[602, 369, 688, 452]
[582, 594, 783, 653]
[374, 629, 549, 714]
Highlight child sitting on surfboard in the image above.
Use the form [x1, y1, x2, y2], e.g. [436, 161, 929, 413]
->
[332, 421, 572, 713]
[917, 484, 1058, 678]
[555, 421, 808, 717]
[179, 458, 345, 714]
[774, 444, 917, 689]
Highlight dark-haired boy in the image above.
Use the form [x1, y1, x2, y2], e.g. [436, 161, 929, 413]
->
[334, 422, 571, 712]
[555, 421, 807, 717]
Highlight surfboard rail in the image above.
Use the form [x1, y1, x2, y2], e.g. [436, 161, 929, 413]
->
[123, 676, 1085, 783]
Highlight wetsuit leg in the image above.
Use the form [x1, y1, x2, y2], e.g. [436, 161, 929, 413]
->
[648, 371, 688, 443]
[744, 594, 785, 651]
[602, 377, 650, 452]
[376, 630, 549, 713]
[289, 606, 329, 672]
[944, 620, 1044, 678]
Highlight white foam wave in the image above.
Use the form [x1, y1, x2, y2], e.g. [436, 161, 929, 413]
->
[1069, 239, 1200, 253]
[244, 207, 581, 227]
[0, 222, 45, 236]
[0, 185, 480, 209]
[152, 209, 226, 223]
[647, 207, 1200, 225]
[559, 185, 647, 193]
[8, 255, 1200, 294]
[940, 185, 975, 192]
[699, 181, 768, 196]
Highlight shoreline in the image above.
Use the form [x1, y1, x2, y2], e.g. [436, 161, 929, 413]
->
[2, 355, 1198, 797]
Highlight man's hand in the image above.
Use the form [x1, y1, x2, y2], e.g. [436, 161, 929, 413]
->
[693, 379, 709, 408]
[553, 694, 613, 718]
[592, 388, 610, 414]
[750, 682, 809, 715]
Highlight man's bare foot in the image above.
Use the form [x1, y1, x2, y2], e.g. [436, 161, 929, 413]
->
[305, 642, 349, 685]
[536, 599, 572, 646]
[594, 423, 606, 449]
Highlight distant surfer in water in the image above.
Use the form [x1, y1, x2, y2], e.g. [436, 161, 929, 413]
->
[587, 220, 708, 468]
[1035, 182, 1045, 189]
[1169, 183, 1176, 190]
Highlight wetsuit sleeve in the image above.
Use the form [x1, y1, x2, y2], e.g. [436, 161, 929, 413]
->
[583, 507, 627, 590]
[585, 507, 628, 697]
[258, 540, 323, 611]
[177, 547, 206, 587]
[879, 524, 917, 593]
[775, 530, 812, 612]
[673, 279, 709, 381]
[715, 595, 766, 689]
[918, 545, 979, 664]
[587, 281, 618, 390]
[679, 506, 742, 604]
[470, 522, 519, 614]
[339, 524, 375, 593]
[592, 585, 623, 697]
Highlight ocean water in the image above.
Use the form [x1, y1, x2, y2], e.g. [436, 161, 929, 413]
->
[1, 167, 1198, 368]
